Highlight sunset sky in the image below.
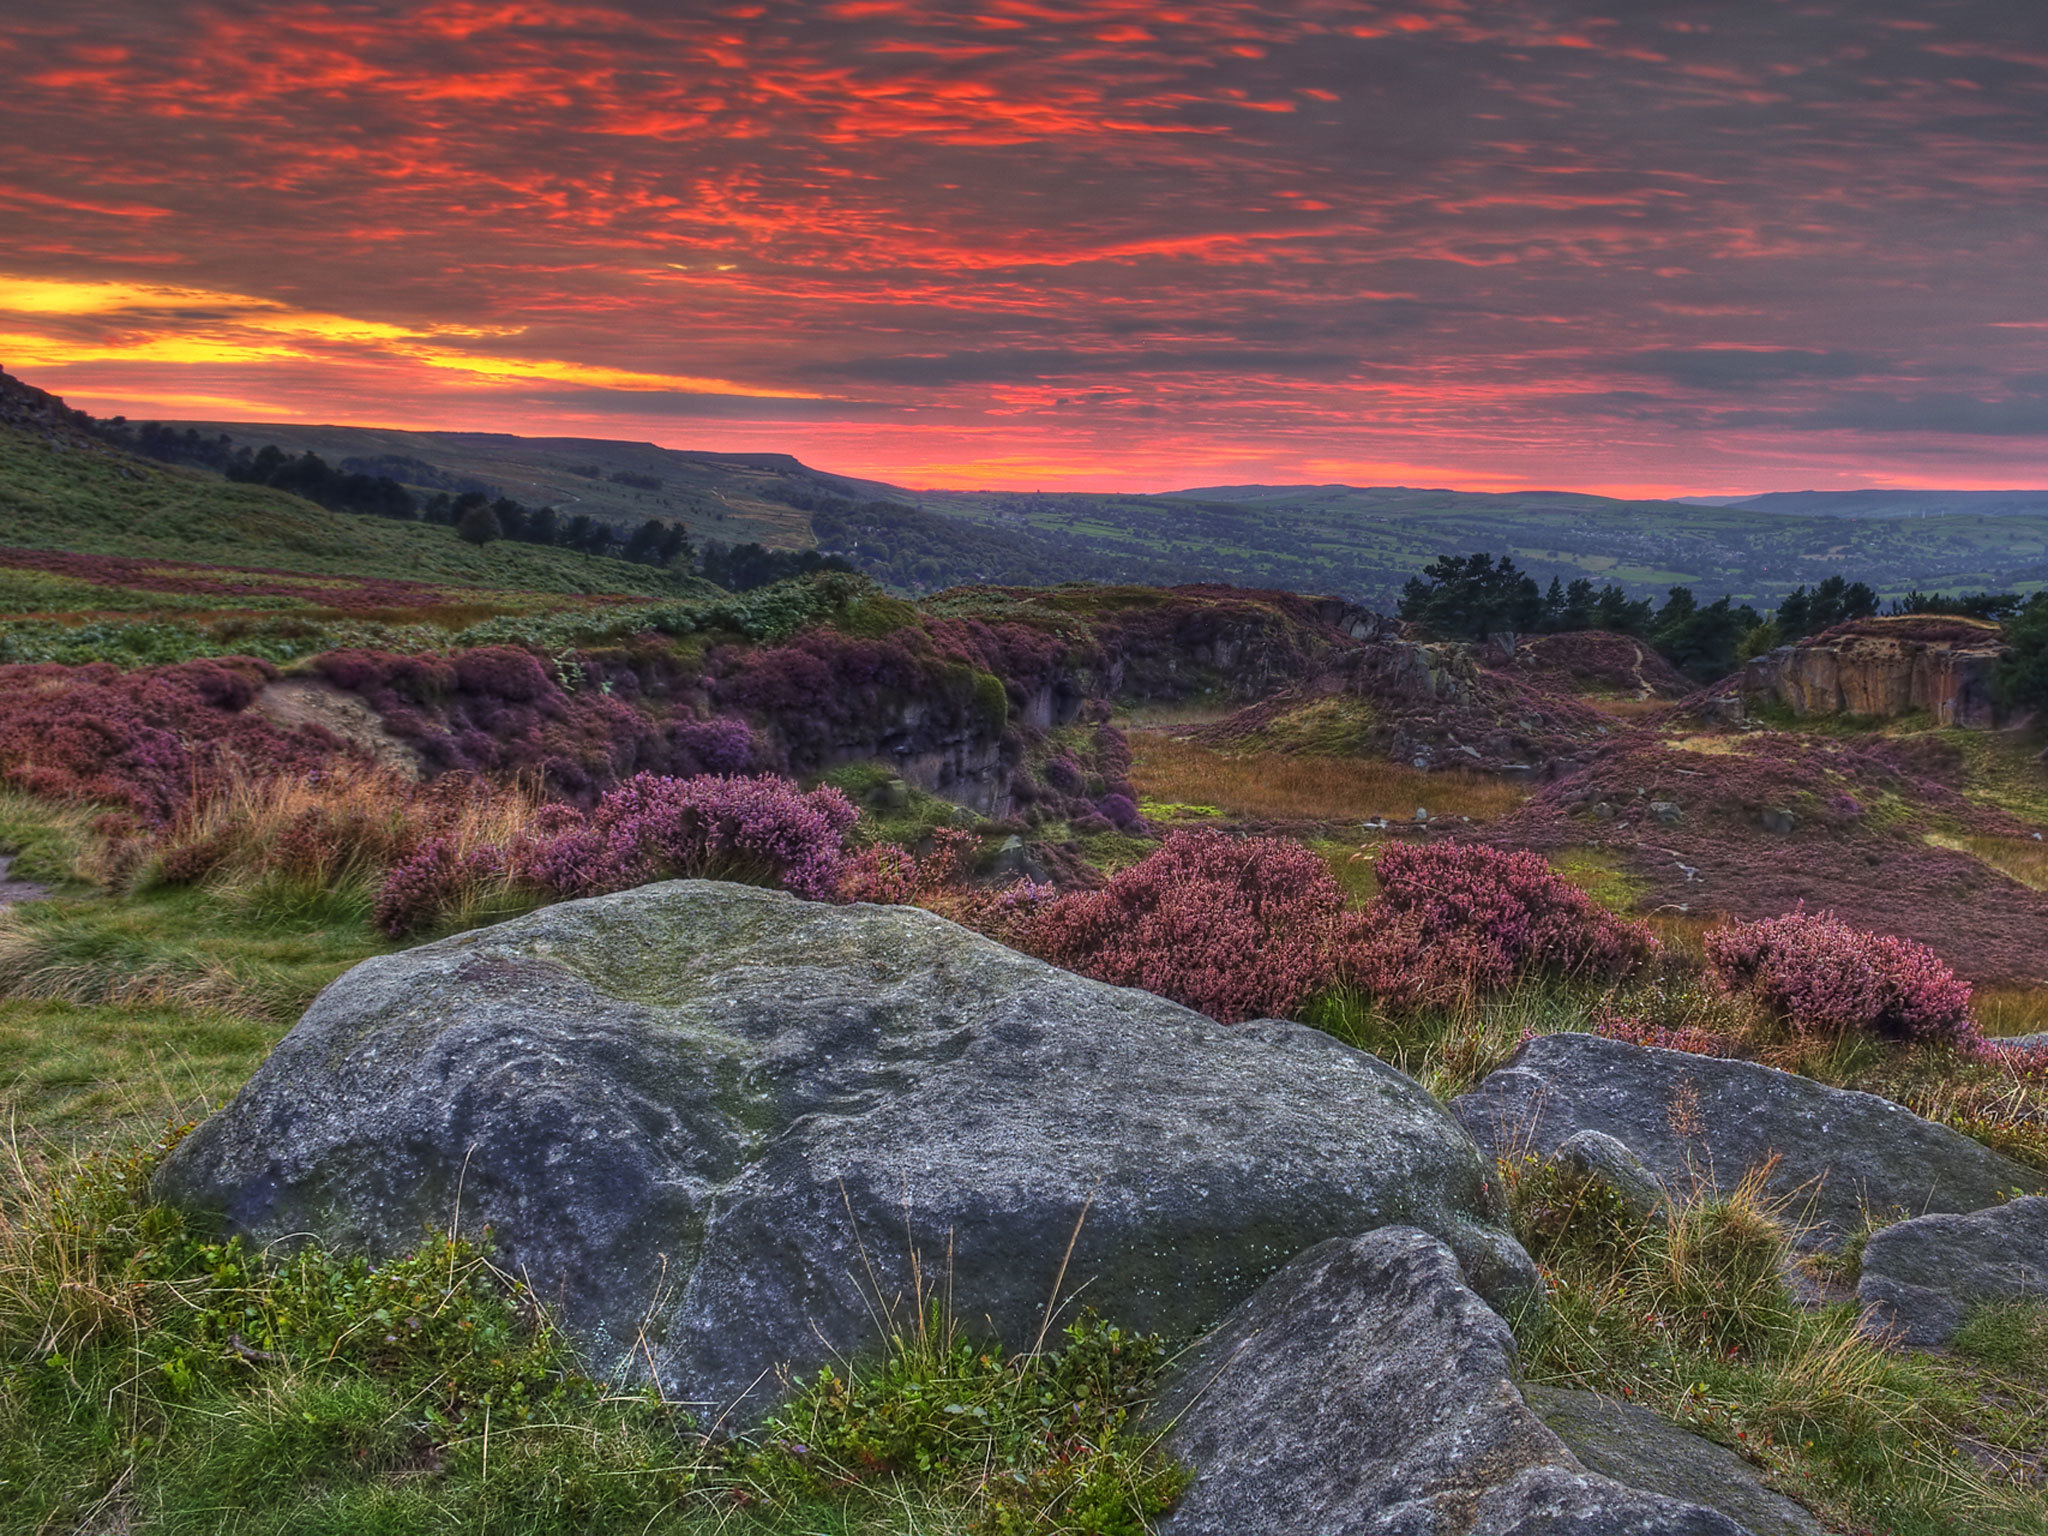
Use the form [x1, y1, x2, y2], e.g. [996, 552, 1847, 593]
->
[5, 1, 2048, 492]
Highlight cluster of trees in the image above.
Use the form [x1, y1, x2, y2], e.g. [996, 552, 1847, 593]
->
[1396, 553, 1891, 681]
[697, 542, 853, 592]
[427, 489, 688, 569]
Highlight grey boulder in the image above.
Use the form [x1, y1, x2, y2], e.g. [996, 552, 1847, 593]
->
[156, 880, 1531, 1418]
[1857, 1196, 2048, 1345]
[1155, 1227, 1751, 1535]
[1522, 1386, 1823, 1536]
[1550, 1130, 1668, 1221]
[1454, 1034, 2041, 1249]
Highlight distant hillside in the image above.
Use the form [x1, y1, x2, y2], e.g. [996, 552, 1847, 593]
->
[149, 419, 890, 550]
[916, 482, 2048, 608]
[75, 378, 2048, 608]
[1727, 489, 2048, 519]
[0, 371, 699, 599]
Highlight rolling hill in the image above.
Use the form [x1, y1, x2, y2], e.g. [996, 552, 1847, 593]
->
[0, 371, 704, 601]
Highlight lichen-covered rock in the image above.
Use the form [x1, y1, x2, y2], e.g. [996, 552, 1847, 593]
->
[1155, 1228, 1750, 1536]
[157, 881, 1530, 1418]
[1857, 1196, 2048, 1345]
[1522, 1386, 1823, 1536]
[1454, 1034, 2040, 1249]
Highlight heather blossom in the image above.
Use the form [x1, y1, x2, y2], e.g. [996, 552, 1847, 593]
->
[1702, 909, 1977, 1045]
[1006, 828, 1347, 1023]
[1341, 840, 1657, 1009]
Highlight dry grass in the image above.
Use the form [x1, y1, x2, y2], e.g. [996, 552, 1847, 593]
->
[160, 762, 543, 899]
[1976, 986, 2048, 1038]
[1128, 733, 1527, 824]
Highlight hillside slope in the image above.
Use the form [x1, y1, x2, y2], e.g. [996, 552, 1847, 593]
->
[0, 372, 695, 598]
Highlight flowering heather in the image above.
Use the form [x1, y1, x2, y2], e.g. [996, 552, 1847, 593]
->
[1341, 841, 1657, 1009]
[545, 771, 858, 900]
[0, 658, 330, 821]
[836, 827, 978, 905]
[373, 836, 508, 937]
[1008, 829, 1347, 1023]
[1703, 910, 1978, 1045]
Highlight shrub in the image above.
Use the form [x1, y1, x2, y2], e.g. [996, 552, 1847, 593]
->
[541, 771, 859, 901]
[0, 659, 329, 822]
[836, 827, 977, 905]
[372, 836, 508, 937]
[1341, 841, 1657, 1009]
[1703, 909, 1977, 1045]
[1008, 829, 1346, 1022]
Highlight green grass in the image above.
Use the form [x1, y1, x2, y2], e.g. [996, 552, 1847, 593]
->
[0, 424, 697, 599]
[1504, 1158, 2048, 1536]
[0, 1138, 1184, 1535]
[0, 882, 392, 1025]
[0, 999, 277, 1148]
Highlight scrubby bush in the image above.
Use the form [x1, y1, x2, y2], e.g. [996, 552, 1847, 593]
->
[367, 771, 861, 934]
[1703, 909, 1977, 1045]
[1341, 841, 1657, 1009]
[836, 827, 978, 905]
[534, 771, 858, 902]
[0, 658, 328, 822]
[1008, 829, 1346, 1023]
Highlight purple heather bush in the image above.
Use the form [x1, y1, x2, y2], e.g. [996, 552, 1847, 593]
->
[1703, 908, 1978, 1045]
[1003, 829, 1347, 1024]
[1341, 841, 1658, 1009]
[373, 771, 860, 934]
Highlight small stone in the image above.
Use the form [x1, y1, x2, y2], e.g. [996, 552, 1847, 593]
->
[1155, 1229, 1745, 1536]
[1413, 806, 1430, 823]
[1454, 1035, 2042, 1252]
[1549, 1130, 1668, 1220]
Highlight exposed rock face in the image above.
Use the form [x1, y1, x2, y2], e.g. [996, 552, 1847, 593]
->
[1156, 1228, 1750, 1536]
[1522, 1387, 1824, 1536]
[1857, 1196, 2048, 1345]
[1453, 1035, 2041, 1249]
[157, 881, 1531, 1418]
[1739, 618, 2009, 727]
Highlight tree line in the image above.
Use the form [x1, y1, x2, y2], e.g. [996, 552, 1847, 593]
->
[1396, 553, 1885, 680]
[1398, 551, 2048, 701]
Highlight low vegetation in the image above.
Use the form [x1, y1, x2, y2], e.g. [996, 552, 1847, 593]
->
[0, 1136, 1182, 1534]
[1503, 1158, 2048, 1536]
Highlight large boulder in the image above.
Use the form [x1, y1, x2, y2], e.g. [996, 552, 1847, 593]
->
[1453, 1034, 2041, 1249]
[1154, 1227, 1750, 1535]
[156, 880, 1530, 1417]
[1856, 1196, 2048, 1345]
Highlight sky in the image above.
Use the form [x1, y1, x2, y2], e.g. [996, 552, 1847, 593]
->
[4, 1, 2048, 494]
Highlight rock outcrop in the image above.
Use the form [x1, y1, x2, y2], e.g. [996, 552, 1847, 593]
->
[1738, 617, 2010, 728]
[1453, 1034, 2041, 1249]
[1155, 1228, 1752, 1536]
[157, 881, 1531, 1418]
[1522, 1386, 1824, 1536]
[1856, 1196, 2048, 1345]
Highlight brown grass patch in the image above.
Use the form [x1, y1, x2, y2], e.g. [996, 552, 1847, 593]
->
[1128, 733, 1527, 823]
[1977, 986, 2048, 1039]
